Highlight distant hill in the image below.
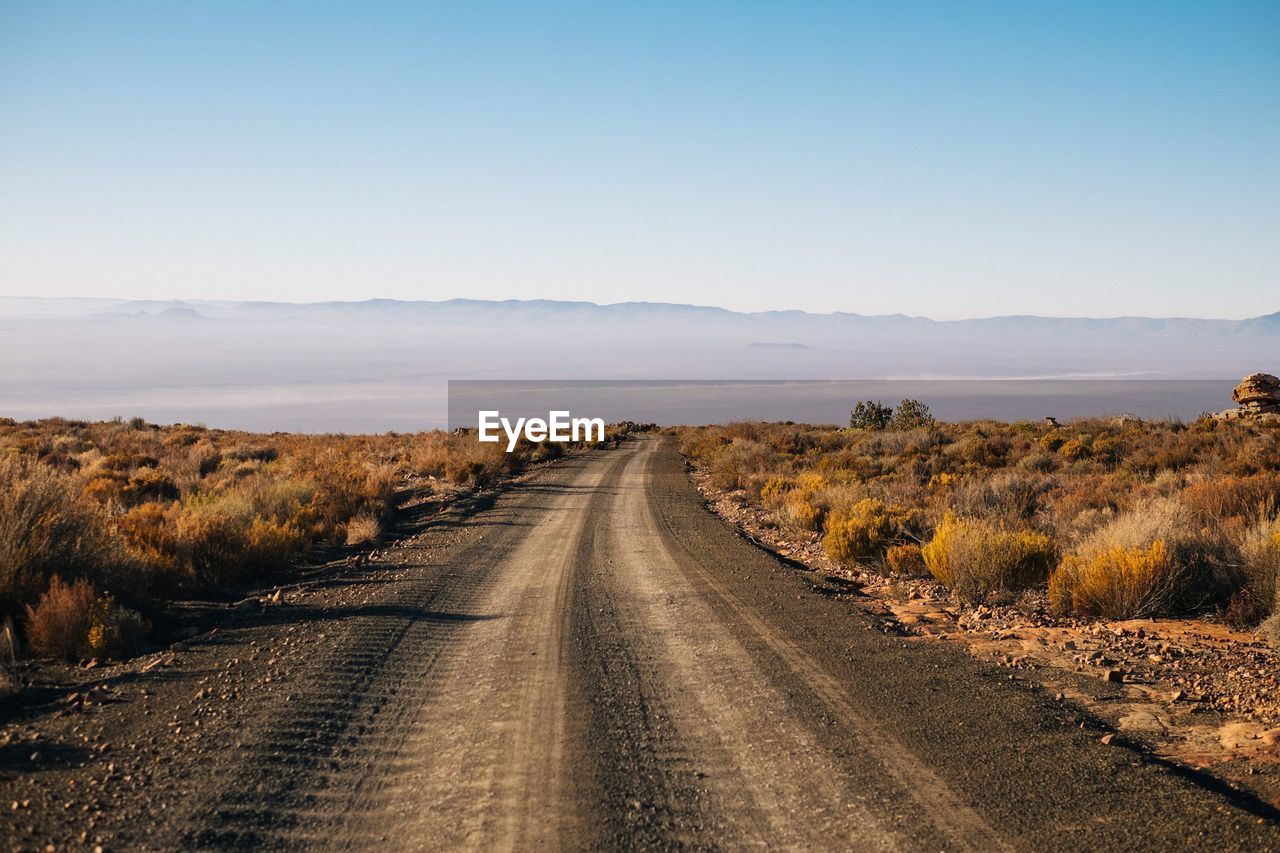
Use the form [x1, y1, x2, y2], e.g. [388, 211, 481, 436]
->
[3, 296, 1276, 380]
[1, 295, 1276, 431]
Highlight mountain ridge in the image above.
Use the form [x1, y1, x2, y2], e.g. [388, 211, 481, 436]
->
[3, 295, 1276, 326]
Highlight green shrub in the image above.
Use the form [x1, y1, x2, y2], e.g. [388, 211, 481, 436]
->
[850, 401, 893, 431]
[891, 399, 934, 430]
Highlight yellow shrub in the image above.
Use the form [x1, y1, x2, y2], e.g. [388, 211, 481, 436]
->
[778, 492, 823, 532]
[823, 499, 893, 562]
[922, 514, 1054, 602]
[244, 516, 309, 565]
[928, 472, 955, 490]
[84, 594, 148, 659]
[1049, 541, 1178, 619]
[1058, 438, 1092, 461]
[760, 476, 793, 504]
[1039, 431, 1067, 453]
[795, 472, 826, 492]
[886, 543, 927, 577]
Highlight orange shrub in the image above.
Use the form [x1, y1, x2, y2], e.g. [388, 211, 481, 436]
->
[24, 576, 95, 660]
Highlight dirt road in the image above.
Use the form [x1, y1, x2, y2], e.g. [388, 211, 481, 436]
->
[4, 436, 1279, 850]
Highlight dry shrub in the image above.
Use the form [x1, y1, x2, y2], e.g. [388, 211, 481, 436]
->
[25, 576, 148, 661]
[24, 576, 92, 660]
[120, 467, 180, 505]
[948, 470, 1050, 524]
[1050, 542, 1175, 619]
[822, 499, 893, 562]
[0, 456, 112, 613]
[1181, 473, 1280, 525]
[762, 473, 826, 533]
[707, 439, 780, 492]
[886, 543, 928, 577]
[177, 510, 307, 586]
[1048, 498, 1216, 618]
[345, 514, 382, 546]
[118, 502, 307, 588]
[774, 494, 824, 533]
[760, 476, 792, 503]
[1234, 519, 1280, 625]
[922, 514, 1055, 602]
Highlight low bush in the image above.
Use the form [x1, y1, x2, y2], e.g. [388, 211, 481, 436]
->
[345, 514, 382, 545]
[24, 576, 148, 661]
[921, 514, 1055, 602]
[1050, 541, 1177, 619]
[24, 576, 95, 660]
[0, 456, 116, 614]
[885, 543, 928, 577]
[822, 498, 893, 562]
[1048, 498, 1219, 618]
[1235, 518, 1280, 624]
[84, 594, 149, 660]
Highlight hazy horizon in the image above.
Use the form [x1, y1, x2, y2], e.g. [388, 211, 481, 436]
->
[2, 296, 1273, 431]
[2, 294, 1277, 324]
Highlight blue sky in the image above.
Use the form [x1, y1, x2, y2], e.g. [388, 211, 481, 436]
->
[1, 1, 1276, 319]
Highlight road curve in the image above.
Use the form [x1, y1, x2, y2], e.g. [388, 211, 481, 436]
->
[7, 436, 1279, 850]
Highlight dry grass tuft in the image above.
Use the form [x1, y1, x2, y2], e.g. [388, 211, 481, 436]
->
[345, 514, 382, 546]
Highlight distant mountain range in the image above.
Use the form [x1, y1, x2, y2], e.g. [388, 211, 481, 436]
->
[1, 296, 1275, 430]
[2, 295, 1276, 378]
[4, 294, 1278, 332]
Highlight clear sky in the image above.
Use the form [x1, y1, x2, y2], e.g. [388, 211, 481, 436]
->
[1, 1, 1276, 319]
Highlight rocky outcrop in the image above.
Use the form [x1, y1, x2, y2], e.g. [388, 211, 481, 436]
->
[1216, 373, 1280, 421]
[1233, 373, 1280, 407]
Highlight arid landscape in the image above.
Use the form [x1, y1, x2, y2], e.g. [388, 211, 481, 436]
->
[2, 402, 1280, 849]
[4, 2, 1278, 849]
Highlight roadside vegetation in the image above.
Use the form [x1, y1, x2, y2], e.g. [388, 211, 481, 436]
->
[0, 415, 590, 663]
[678, 403, 1280, 632]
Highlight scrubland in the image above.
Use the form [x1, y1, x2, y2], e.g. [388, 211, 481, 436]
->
[678, 412, 1280, 632]
[0, 416, 575, 663]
